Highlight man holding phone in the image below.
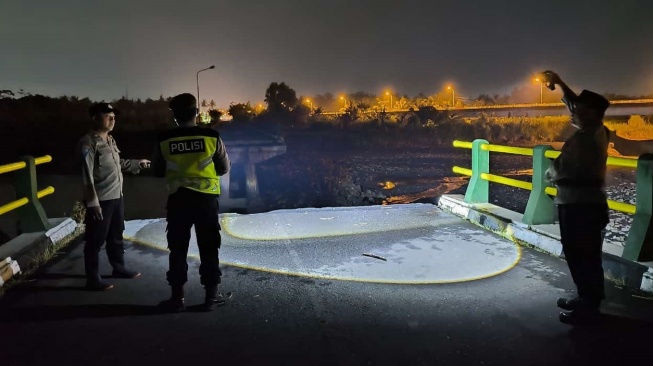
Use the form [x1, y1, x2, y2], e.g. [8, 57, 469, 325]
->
[542, 71, 611, 325]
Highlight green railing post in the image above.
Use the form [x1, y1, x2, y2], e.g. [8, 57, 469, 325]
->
[464, 139, 489, 203]
[13, 156, 50, 233]
[523, 145, 555, 225]
[623, 154, 653, 261]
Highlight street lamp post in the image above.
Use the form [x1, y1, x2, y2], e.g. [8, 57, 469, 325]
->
[447, 86, 455, 107]
[340, 96, 347, 110]
[534, 77, 543, 104]
[196, 65, 215, 109]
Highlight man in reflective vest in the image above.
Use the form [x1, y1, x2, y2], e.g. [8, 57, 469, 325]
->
[152, 93, 232, 312]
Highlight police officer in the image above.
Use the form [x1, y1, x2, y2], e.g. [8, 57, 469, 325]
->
[543, 71, 611, 325]
[78, 103, 151, 291]
[153, 93, 232, 312]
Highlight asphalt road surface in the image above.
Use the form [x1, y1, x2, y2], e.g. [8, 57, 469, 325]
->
[1, 214, 652, 366]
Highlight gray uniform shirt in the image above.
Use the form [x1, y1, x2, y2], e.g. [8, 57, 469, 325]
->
[546, 126, 610, 204]
[77, 132, 141, 207]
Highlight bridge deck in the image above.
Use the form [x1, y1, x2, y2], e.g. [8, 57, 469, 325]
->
[2, 204, 653, 365]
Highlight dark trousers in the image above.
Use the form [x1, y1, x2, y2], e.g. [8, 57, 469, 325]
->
[166, 188, 222, 288]
[84, 197, 126, 282]
[558, 203, 609, 307]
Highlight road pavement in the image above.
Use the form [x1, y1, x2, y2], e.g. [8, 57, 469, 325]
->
[1, 205, 652, 366]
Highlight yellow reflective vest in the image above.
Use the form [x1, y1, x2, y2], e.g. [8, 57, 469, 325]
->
[154, 126, 230, 195]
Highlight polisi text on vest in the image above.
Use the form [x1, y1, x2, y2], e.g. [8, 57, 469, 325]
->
[169, 139, 206, 155]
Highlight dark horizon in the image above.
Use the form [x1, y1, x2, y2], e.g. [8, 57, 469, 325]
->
[2, 0, 652, 108]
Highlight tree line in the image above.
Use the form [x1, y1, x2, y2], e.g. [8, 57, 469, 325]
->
[2, 82, 651, 137]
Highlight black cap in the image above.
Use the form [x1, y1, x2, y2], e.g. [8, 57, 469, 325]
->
[169, 93, 197, 111]
[565, 90, 610, 114]
[89, 103, 120, 117]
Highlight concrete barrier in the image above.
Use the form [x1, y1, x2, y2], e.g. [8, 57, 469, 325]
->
[439, 194, 653, 293]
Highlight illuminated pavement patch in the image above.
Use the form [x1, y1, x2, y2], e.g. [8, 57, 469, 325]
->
[124, 204, 521, 284]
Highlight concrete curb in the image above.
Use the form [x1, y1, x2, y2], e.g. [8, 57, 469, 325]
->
[438, 194, 653, 294]
[0, 218, 79, 273]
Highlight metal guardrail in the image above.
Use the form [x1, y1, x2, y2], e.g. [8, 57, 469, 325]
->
[452, 139, 652, 262]
[0, 155, 54, 232]
[320, 99, 653, 116]
[452, 141, 637, 214]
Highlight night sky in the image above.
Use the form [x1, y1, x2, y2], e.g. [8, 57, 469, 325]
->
[1, 0, 652, 107]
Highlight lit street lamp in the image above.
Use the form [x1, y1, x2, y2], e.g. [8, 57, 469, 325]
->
[447, 86, 455, 107]
[305, 98, 313, 110]
[196, 65, 215, 109]
[385, 91, 393, 111]
[534, 77, 543, 104]
[340, 96, 347, 109]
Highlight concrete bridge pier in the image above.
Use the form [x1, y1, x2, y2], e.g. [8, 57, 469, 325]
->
[219, 125, 287, 213]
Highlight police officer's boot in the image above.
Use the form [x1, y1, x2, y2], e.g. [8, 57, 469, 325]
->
[201, 284, 233, 312]
[559, 308, 601, 325]
[557, 297, 581, 311]
[158, 285, 185, 313]
[559, 298, 601, 325]
[108, 248, 141, 279]
[85, 251, 113, 291]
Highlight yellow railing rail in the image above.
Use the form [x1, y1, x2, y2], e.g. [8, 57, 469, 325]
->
[34, 155, 53, 166]
[0, 155, 52, 175]
[0, 161, 27, 175]
[482, 144, 533, 156]
[452, 141, 473, 149]
[0, 198, 29, 216]
[0, 186, 56, 216]
[0, 156, 55, 232]
[454, 140, 638, 168]
[453, 167, 636, 215]
[541, 150, 637, 169]
[36, 186, 55, 199]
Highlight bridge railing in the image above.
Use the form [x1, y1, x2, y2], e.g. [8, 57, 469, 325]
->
[452, 139, 652, 262]
[0, 156, 55, 233]
[320, 99, 653, 115]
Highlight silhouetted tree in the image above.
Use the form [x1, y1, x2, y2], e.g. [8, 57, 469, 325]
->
[228, 102, 255, 123]
[416, 106, 444, 125]
[339, 102, 361, 129]
[0, 89, 14, 98]
[264, 82, 298, 115]
[208, 108, 223, 123]
[290, 103, 311, 124]
[475, 94, 495, 106]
